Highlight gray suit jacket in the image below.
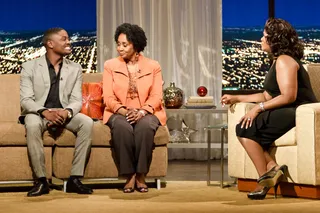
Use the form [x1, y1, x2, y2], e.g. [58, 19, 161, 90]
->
[20, 55, 83, 120]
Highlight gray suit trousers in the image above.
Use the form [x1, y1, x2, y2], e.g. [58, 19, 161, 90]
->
[25, 113, 93, 178]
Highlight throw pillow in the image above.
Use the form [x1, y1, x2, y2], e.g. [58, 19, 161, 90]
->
[81, 82, 104, 120]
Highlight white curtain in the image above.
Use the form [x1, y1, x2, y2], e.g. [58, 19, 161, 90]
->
[97, 0, 224, 160]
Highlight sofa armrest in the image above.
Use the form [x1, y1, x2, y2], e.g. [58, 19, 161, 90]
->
[227, 102, 255, 178]
[296, 103, 320, 185]
[154, 125, 170, 146]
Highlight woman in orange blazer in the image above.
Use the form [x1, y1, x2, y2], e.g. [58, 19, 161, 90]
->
[103, 23, 166, 193]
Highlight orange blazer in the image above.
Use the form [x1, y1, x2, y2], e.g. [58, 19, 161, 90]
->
[103, 55, 166, 125]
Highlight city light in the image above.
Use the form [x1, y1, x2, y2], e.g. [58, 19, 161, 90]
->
[0, 31, 97, 74]
[0, 28, 319, 89]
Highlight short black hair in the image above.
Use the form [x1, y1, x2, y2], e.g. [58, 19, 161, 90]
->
[42, 27, 65, 46]
[114, 23, 147, 53]
[264, 18, 304, 59]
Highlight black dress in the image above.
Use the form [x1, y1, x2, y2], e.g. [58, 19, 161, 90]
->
[236, 57, 317, 150]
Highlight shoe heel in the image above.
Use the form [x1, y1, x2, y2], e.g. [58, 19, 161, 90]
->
[280, 165, 295, 183]
[273, 183, 279, 199]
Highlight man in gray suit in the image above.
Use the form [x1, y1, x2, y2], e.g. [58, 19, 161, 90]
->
[20, 28, 93, 196]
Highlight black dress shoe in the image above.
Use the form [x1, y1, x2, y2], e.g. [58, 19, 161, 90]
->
[27, 181, 50, 197]
[66, 178, 93, 194]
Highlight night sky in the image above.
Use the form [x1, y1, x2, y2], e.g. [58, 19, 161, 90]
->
[275, 0, 320, 27]
[223, 0, 320, 27]
[0, 0, 96, 31]
[0, 0, 319, 31]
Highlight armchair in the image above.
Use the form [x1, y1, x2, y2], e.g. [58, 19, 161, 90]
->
[228, 63, 320, 199]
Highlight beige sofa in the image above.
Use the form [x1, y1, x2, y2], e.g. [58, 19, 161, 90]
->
[228, 64, 320, 199]
[0, 73, 169, 190]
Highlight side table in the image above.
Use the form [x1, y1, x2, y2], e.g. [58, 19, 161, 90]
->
[204, 124, 228, 187]
[165, 107, 228, 185]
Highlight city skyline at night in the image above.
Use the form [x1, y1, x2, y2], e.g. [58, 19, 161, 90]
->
[222, 0, 320, 89]
[1, 0, 320, 90]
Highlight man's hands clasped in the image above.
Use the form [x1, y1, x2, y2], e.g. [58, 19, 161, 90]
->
[42, 109, 69, 127]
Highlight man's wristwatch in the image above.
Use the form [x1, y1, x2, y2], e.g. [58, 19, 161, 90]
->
[66, 109, 72, 119]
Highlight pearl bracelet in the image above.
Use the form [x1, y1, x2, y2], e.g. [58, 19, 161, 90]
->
[259, 102, 265, 112]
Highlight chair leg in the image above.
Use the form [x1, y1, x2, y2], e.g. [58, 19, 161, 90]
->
[63, 180, 67, 192]
[155, 178, 161, 190]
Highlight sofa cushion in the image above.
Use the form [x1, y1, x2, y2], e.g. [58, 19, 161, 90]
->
[83, 73, 103, 83]
[0, 75, 21, 122]
[53, 146, 168, 179]
[54, 121, 111, 147]
[53, 147, 118, 178]
[54, 121, 169, 147]
[0, 147, 52, 181]
[0, 122, 54, 146]
[81, 82, 104, 120]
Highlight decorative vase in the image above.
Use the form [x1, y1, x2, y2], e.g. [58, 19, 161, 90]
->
[163, 82, 184, 108]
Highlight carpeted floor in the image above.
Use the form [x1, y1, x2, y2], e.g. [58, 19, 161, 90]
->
[1, 181, 320, 213]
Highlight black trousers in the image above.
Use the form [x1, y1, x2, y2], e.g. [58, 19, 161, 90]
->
[107, 114, 160, 176]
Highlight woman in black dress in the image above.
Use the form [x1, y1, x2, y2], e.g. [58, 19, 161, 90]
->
[221, 18, 317, 199]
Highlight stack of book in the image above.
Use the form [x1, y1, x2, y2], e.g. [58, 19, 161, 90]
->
[184, 96, 216, 109]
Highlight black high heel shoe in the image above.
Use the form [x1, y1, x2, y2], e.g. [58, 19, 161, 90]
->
[258, 165, 288, 187]
[257, 166, 277, 183]
[279, 165, 295, 183]
[247, 183, 280, 200]
[258, 170, 283, 187]
[123, 187, 134, 193]
[258, 164, 294, 186]
[247, 186, 271, 200]
[136, 186, 148, 193]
